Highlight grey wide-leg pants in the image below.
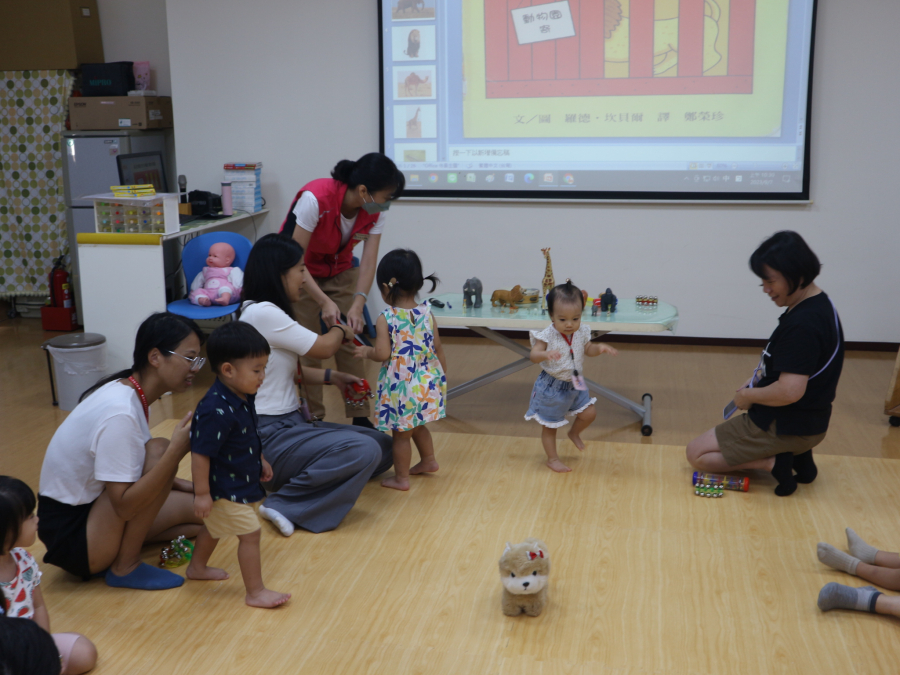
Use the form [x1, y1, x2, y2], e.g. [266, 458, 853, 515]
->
[258, 411, 393, 533]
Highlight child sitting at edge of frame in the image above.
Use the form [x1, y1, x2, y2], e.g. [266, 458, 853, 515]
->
[186, 321, 290, 608]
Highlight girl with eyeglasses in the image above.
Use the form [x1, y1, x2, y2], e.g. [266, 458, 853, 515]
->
[36, 312, 205, 589]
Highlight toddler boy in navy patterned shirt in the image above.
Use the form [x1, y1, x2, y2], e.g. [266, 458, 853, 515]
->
[186, 322, 290, 608]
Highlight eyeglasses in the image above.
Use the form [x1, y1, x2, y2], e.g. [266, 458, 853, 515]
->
[168, 350, 206, 371]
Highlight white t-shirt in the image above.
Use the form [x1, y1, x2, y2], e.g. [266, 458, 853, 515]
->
[529, 324, 591, 382]
[39, 380, 151, 505]
[239, 301, 319, 415]
[292, 191, 386, 247]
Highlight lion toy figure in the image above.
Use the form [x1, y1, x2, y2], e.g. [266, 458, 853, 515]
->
[490, 285, 524, 308]
[499, 538, 550, 617]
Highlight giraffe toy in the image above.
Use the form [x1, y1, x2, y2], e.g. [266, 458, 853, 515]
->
[540, 247, 555, 312]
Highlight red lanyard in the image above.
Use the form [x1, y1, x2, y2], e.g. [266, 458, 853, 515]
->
[128, 376, 150, 422]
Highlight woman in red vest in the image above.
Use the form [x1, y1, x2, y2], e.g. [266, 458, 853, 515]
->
[280, 153, 404, 427]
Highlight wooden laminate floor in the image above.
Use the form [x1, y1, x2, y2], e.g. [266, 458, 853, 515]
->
[1, 316, 899, 674]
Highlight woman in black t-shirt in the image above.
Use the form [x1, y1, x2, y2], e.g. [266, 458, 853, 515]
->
[686, 231, 844, 496]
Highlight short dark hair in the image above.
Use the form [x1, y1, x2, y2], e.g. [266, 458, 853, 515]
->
[546, 280, 584, 314]
[0, 476, 36, 556]
[0, 616, 61, 674]
[376, 248, 438, 306]
[331, 153, 405, 200]
[749, 230, 821, 294]
[241, 234, 305, 320]
[206, 321, 270, 375]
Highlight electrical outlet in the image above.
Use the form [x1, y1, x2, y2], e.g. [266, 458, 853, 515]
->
[81, 7, 91, 16]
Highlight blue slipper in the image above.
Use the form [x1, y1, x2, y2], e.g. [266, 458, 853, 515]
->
[105, 563, 184, 590]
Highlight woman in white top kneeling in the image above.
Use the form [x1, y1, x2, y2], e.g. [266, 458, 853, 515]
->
[38, 313, 204, 590]
[239, 234, 393, 536]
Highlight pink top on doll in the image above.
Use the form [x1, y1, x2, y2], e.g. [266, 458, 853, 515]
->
[188, 242, 244, 307]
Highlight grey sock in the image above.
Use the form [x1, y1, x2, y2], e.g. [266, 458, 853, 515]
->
[817, 542, 861, 575]
[846, 528, 879, 564]
[817, 582, 882, 612]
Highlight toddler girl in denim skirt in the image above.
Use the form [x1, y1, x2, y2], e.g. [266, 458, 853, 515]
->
[525, 280, 618, 472]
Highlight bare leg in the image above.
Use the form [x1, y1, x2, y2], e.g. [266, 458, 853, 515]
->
[216, 292, 232, 306]
[541, 426, 570, 473]
[875, 551, 900, 569]
[185, 526, 229, 581]
[86, 439, 202, 575]
[409, 425, 439, 474]
[854, 562, 900, 592]
[64, 635, 98, 675]
[382, 429, 413, 490]
[145, 490, 202, 542]
[567, 404, 596, 451]
[875, 594, 900, 618]
[685, 427, 775, 473]
[238, 529, 290, 608]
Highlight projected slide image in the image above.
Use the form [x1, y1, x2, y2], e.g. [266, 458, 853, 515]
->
[394, 105, 438, 138]
[392, 0, 436, 21]
[466, 0, 789, 138]
[394, 66, 436, 99]
[392, 25, 437, 60]
[396, 143, 438, 162]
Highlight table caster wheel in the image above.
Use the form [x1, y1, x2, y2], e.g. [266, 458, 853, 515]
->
[641, 424, 653, 436]
[7, 308, 17, 319]
[890, 416, 900, 428]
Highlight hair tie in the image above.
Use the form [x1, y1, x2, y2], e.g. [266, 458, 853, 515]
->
[565, 278, 572, 285]
[388, 278, 397, 288]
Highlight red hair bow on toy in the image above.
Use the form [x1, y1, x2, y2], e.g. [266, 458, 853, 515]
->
[528, 550, 544, 560]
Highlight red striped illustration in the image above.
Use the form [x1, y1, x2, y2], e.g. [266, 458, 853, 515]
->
[483, 0, 755, 98]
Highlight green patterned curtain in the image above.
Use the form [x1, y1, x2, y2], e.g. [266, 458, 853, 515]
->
[0, 70, 73, 298]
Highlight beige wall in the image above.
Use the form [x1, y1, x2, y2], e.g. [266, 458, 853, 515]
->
[96, 0, 171, 95]
[164, 0, 899, 341]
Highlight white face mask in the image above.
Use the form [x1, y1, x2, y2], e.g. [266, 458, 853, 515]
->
[361, 192, 390, 214]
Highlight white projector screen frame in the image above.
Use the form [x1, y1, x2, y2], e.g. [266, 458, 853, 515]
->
[378, 0, 817, 203]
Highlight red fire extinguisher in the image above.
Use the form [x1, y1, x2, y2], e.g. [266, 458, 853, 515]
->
[49, 255, 72, 308]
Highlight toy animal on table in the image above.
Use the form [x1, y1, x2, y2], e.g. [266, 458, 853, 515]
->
[599, 288, 617, 312]
[189, 242, 243, 306]
[491, 285, 524, 308]
[540, 248, 555, 312]
[499, 538, 550, 617]
[463, 277, 483, 308]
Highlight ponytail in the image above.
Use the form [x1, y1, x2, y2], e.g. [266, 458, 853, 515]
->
[79, 312, 204, 402]
[331, 153, 405, 199]
[546, 279, 584, 314]
[376, 248, 438, 306]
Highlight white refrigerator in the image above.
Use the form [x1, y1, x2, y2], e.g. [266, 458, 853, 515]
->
[61, 130, 176, 324]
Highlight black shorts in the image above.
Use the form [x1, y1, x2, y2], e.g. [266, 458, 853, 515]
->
[37, 495, 94, 581]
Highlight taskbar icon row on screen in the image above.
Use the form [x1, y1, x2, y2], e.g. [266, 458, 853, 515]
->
[406, 171, 575, 186]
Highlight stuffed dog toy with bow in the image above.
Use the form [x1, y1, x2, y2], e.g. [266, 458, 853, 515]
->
[499, 538, 550, 616]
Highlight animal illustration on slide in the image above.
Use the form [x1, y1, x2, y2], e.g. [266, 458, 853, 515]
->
[405, 29, 421, 57]
[406, 107, 422, 138]
[603, 0, 723, 75]
[403, 72, 430, 96]
[396, 0, 425, 14]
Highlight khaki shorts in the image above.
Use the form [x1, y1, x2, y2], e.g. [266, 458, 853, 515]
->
[715, 414, 826, 467]
[204, 499, 261, 540]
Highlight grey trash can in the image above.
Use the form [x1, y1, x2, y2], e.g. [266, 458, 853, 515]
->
[42, 333, 108, 411]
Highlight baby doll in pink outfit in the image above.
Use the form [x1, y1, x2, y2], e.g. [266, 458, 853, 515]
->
[188, 242, 244, 306]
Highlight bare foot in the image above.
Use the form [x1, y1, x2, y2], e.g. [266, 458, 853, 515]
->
[546, 458, 572, 473]
[409, 459, 439, 475]
[381, 475, 410, 491]
[197, 296, 211, 306]
[567, 430, 585, 451]
[216, 294, 232, 306]
[245, 588, 291, 608]
[186, 563, 229, 581]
